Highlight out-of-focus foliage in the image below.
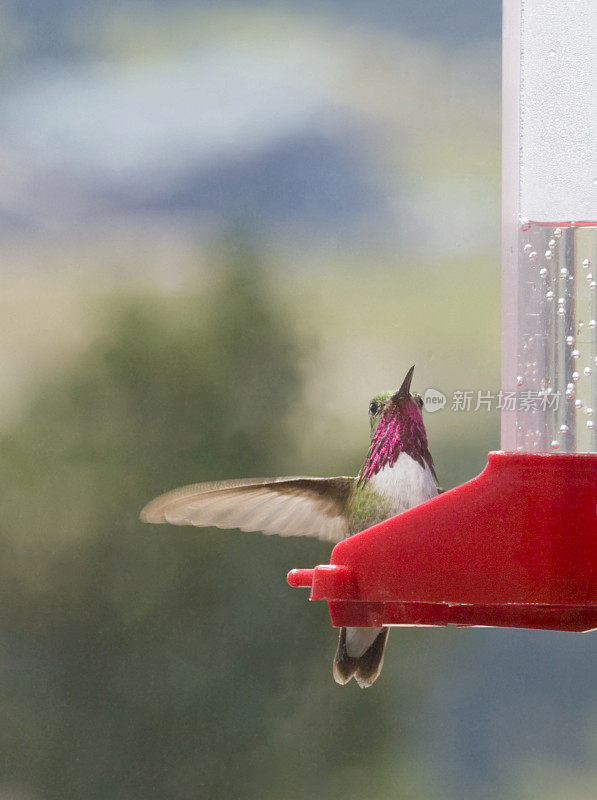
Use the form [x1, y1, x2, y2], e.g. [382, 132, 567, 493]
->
[0, 252, 439, 800]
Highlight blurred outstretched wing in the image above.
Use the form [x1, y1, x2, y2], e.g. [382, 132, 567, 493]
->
[140, 476, 356, 543]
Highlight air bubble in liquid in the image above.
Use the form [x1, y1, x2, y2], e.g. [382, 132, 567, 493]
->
[516, 224, 596, 453]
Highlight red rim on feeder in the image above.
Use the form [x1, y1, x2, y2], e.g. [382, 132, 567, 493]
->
[288, 0, 597, 632]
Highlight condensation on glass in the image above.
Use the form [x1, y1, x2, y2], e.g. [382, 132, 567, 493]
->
[502, 0, 596, 453]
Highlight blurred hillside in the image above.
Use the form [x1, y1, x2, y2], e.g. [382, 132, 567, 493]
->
[0, 4, 499, 252]
[5, 0, 501, 59]
[0, 2, 501, 444]
[0, 1, 501, 430]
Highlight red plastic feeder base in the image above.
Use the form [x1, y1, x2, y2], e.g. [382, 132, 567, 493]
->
[287, 452, 597, 632]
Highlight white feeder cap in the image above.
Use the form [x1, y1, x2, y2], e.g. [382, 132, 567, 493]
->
[519, 0, 596, 223]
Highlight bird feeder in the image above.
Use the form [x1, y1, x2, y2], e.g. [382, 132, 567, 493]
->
[288, 0, 597, 631]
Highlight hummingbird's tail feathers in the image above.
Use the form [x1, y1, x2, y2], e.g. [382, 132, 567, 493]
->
[333, 627, 360, 685]
[333, 627, 389, 688]
[355, 628, 389, 688]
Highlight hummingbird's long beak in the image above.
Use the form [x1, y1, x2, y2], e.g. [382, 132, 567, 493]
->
[391, 365, 415, 403]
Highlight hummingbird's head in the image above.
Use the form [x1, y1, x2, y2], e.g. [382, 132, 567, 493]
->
[360, 365, 435, 483]
[367, 365, 423, 436]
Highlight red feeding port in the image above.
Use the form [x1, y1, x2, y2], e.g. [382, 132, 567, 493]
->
[287, 452, 597, 632]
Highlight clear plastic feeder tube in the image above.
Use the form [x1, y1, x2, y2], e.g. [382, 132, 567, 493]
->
[502, 0, 596, 453]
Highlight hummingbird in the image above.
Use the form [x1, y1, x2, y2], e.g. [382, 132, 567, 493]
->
[140, 365, 439, 687]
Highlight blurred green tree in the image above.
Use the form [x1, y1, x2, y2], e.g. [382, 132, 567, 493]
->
[0, 251, 434, 800]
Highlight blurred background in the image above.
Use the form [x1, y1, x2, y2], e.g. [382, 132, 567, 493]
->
[0, 1, 595, 798]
